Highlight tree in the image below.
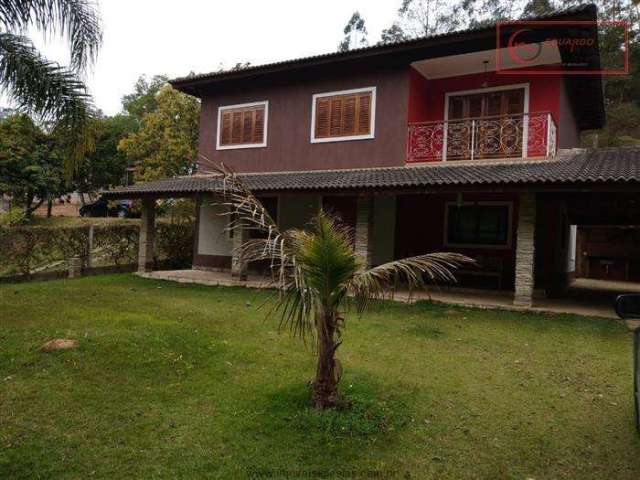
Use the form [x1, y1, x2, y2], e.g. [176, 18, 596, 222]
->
[396, 0, 461, 38]
[121, 74, 169, 124]
[378, 23, 409, 45]
[0, 114, 66, 219]
[0, 0, 102, 174]
[216, 166, 472, 409]
[338, 11, 369, 52]
[118, 85, 200, 182]
[73, 113, 137, 199]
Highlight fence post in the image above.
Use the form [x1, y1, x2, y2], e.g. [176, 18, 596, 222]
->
[68, 257, 82, 278]
[87, 225, 94, 268]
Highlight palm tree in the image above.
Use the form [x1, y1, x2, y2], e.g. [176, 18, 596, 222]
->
[217, 165, 474, 409]
[0, 1, 102, 172]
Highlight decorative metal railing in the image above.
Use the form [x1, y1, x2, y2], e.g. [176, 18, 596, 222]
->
[407, 112, 558, 163]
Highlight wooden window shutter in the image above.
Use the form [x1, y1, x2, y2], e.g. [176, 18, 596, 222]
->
[315, 98, 330, 138]
[357, 93, 371, 135]
[329, 97, 343, 137]
[253, 107, 264, 143]
[231, 111, 243, 144]
[220, 112, 232, 145]
[219, 103, 266, 147]
[314, 90, 373, 140]
[241, 110, 254, 144]
[342, 96, 356, 135]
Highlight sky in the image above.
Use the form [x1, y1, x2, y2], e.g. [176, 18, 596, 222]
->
[4, 0, 402, 115]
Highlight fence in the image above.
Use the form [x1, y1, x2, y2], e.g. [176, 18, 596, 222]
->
[0, 221, 193, 282]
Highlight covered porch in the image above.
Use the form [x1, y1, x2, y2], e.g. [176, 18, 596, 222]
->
[103, 148, 640, 314]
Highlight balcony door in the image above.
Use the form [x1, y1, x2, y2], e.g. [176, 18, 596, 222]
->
[446, 88, 525, 160]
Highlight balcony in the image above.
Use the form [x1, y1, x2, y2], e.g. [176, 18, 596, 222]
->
[407, 112, 557, 163]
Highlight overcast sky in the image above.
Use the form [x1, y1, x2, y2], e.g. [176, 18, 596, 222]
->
[5, 0, 401, 115]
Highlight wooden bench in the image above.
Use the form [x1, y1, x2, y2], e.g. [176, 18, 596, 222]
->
[456, 255, 504, 289]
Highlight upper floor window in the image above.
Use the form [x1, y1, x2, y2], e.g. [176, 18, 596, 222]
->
[217, 101, 268, 150]
[310, 87, 376, 143]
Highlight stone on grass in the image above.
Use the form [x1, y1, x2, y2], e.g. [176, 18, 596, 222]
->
[41, 339, 78, 352]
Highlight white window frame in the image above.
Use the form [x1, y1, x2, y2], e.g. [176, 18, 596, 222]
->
[443, 83, 530, 161]
[443, 201, 513, 249]
[310, 86, 376, 144]
[216, 100, 269, 150]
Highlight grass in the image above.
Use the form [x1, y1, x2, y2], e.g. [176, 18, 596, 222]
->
[1, 274, 638, 479]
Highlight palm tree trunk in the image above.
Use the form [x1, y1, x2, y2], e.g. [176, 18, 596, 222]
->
[313, 310, 339, 409]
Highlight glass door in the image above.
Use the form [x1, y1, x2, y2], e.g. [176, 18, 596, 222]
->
[447, 88, 525, 160]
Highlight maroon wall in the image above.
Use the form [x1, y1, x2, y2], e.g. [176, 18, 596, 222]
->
[198, 66, 410, 173]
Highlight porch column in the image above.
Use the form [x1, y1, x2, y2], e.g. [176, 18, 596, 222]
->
[513, 192, 537, 307]
[231, 227, 249, 281]
[138, 198, 156, 273]
[355, 194, 374, 270]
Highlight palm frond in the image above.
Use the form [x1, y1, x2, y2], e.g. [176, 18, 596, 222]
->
[348, 252, 475, 312]
[0, 0, 102, 70]
[0, 32, 95, 173]
[209, 161, 280, 237]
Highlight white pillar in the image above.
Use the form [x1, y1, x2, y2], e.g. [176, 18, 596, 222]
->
[514, 192, 536, 307]
[355, 195, 374, 270]
[231, 227, 249, 281]
[138, 198, 156, 273]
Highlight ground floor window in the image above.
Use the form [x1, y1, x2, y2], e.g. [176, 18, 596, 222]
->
[445, 202, 511, 247]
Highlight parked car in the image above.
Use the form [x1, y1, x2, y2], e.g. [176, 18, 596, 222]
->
[79, 198, 132, 218]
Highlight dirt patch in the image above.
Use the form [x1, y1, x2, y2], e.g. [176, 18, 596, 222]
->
[41, 339, 78, 352]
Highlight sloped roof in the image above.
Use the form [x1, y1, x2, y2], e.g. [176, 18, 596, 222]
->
[170, 4, 597, 90]
[103, 147, 640, 199]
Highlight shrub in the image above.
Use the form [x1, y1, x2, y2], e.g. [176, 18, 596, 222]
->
[94, 225, 139, 266]
[0, 226, 50, 275]
[0, 218, 195, 277]
[155, 220, 194, 268]
[53, 227, 91, 266]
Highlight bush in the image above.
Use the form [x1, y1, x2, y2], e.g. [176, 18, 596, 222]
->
[0, 219, 195, 277]
[0, 207, 27, 227]
[156, 220, 194, 268]
[94, 225, 139, 266]
[0, 226, 51, 275]
[52, 227, 91, 266]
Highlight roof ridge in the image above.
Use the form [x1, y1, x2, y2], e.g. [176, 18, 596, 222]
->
[170, 4, 596, 86]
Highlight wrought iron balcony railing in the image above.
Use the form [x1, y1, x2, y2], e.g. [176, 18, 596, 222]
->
[407, 112, 557, 163]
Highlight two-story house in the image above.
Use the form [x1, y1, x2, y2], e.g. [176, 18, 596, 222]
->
[106, 4, 640, 308]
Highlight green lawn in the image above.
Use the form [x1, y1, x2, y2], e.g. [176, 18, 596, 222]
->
[1, 275, 638, 479]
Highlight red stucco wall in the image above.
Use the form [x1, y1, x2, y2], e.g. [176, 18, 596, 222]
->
[407, 67, 579, 160]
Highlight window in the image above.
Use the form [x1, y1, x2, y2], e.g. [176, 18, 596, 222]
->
[311, 87, 376, 143]
[445, 203, 512, 247]
[217, 101, 268, 150]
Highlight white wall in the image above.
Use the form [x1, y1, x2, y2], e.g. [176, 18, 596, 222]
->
[197, 198, 233, 257]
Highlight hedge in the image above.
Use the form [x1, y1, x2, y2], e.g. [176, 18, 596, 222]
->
[0, 221, 194, 277]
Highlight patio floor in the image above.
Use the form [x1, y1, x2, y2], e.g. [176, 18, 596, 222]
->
[138, 269, 640, 327]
